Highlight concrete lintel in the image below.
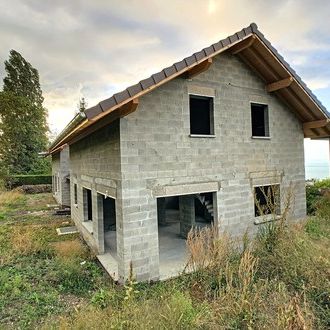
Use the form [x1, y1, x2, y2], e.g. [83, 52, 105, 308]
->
[249, 170, 284, 180]
[95, 177, 117, 188]
[188, 85, 216, 97]
[81, 174, 94, 184]
[152, 181, 220, 198]
[249, 170, 284, 187]
[95, 184, 117, 199]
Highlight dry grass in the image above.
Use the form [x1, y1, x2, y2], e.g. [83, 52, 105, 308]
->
[52, 239, 88, 262]
[185, 224, 232, 272]
[1, 189, 328, 329]
[10, 225, 46, 256]
[0, 189, 23, 207]
[183, 216, 320, 329]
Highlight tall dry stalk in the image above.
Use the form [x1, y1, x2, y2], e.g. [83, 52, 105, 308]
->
[185, 224, 232, 272]
[254, 181, 295, 227]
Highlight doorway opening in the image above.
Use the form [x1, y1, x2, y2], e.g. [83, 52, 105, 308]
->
[156, 192, 215, 279]
[101, 195, 116, 255]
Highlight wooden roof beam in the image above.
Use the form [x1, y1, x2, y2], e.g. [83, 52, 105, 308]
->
[303, 119, 330, 130]
[243, 47, 279, 81]
[186, 58, 212, 79]
[306, 132, 330, 139]
[230, 35, 256, 54]
[266, 77, 293, 92]
[119, 98, 139, 117]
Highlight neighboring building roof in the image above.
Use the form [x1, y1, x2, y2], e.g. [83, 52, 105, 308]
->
[49, 23, 330, 154]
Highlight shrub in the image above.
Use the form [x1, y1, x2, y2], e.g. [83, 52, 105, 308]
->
[91, 289, 112, 309]
[306, 178, 330, 215]
[18, 184, 51, 194]
[5, 174, 52, 189]
[314, 178, 330, 189]
[306, 184, 321, 215]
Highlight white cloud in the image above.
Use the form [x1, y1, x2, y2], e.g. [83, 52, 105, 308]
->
[0, 0, 329, 138]
[305, 78, 330, 90]
[304, 139, 329, 162]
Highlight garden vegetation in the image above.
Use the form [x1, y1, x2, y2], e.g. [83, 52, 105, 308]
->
[0, 180, 329, 329]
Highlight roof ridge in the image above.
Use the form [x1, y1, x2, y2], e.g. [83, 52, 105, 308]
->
[85, 23, 256, 119]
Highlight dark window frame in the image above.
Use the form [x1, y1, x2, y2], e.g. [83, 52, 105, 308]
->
[254, 184, 280, 217]
[74, 184, 78, 205]
[189, 94, 215, 136]
[83, 187, 93, 221]
[251, 102, 270, 138]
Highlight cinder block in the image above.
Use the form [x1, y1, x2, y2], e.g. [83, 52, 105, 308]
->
[65, 52, 306, 283]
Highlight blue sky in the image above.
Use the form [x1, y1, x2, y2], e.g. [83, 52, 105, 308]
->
[0, 0, 329, 168]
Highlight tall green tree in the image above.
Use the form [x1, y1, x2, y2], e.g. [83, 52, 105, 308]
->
[0, 50, 49, 174]
[3, 50, 44, 107]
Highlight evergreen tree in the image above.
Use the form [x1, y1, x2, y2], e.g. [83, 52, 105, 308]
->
[3, 50, 44, 107]
[78, 97, 87, 113]
[0, 50, 49, 174]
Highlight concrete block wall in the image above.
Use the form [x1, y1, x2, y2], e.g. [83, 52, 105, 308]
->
[69, 120, 129, 278]
[51, 152, 60, 196]
[51, 145, 70, 206]
[66, 51, 306, 282]
[119, 51, 306, 280]
[179, 195, 195, 238]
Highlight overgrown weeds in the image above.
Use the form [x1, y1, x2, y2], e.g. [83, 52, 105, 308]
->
[0, 189, 25, 220]
[1, 188, 329, 329]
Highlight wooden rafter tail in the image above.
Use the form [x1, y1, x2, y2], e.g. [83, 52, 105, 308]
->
[307, 132, 330, 139]
[303, 119, 330, 130]
[230, 35, 256, 54]
[186, 58, 213, 79]
[266, 77, 293, 92]
[119, 98, 139, 118]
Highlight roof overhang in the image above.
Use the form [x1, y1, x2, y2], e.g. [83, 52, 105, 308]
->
[48, 23, 330, 154]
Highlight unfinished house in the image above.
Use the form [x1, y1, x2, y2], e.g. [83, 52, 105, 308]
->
[49, 23, 330, 282]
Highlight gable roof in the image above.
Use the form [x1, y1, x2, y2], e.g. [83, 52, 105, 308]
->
[49, 23, 330, 154]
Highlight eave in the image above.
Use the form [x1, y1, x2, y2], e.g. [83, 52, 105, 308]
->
[48, 23, 330, 154]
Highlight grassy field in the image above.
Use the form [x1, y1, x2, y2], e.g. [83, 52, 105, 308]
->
[0, 189, 329, 329]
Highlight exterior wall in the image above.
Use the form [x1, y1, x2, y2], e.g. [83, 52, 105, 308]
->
[69, 120, 123, 266]
[51, 152, 60, 197]
[119, 52, 306, 281]
[52, 145, 70, 206]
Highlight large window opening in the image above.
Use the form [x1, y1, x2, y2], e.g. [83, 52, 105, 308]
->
[189, 95, 214, 135]
[251, 103, 269, 137]
[157, 192, 215, 279]
[254, 185, 280, 217]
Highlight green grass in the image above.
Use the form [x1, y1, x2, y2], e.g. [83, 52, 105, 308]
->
[0, 190, 329, 329]
[0, 190, 55, 223]
[0, 192, 111, 328]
